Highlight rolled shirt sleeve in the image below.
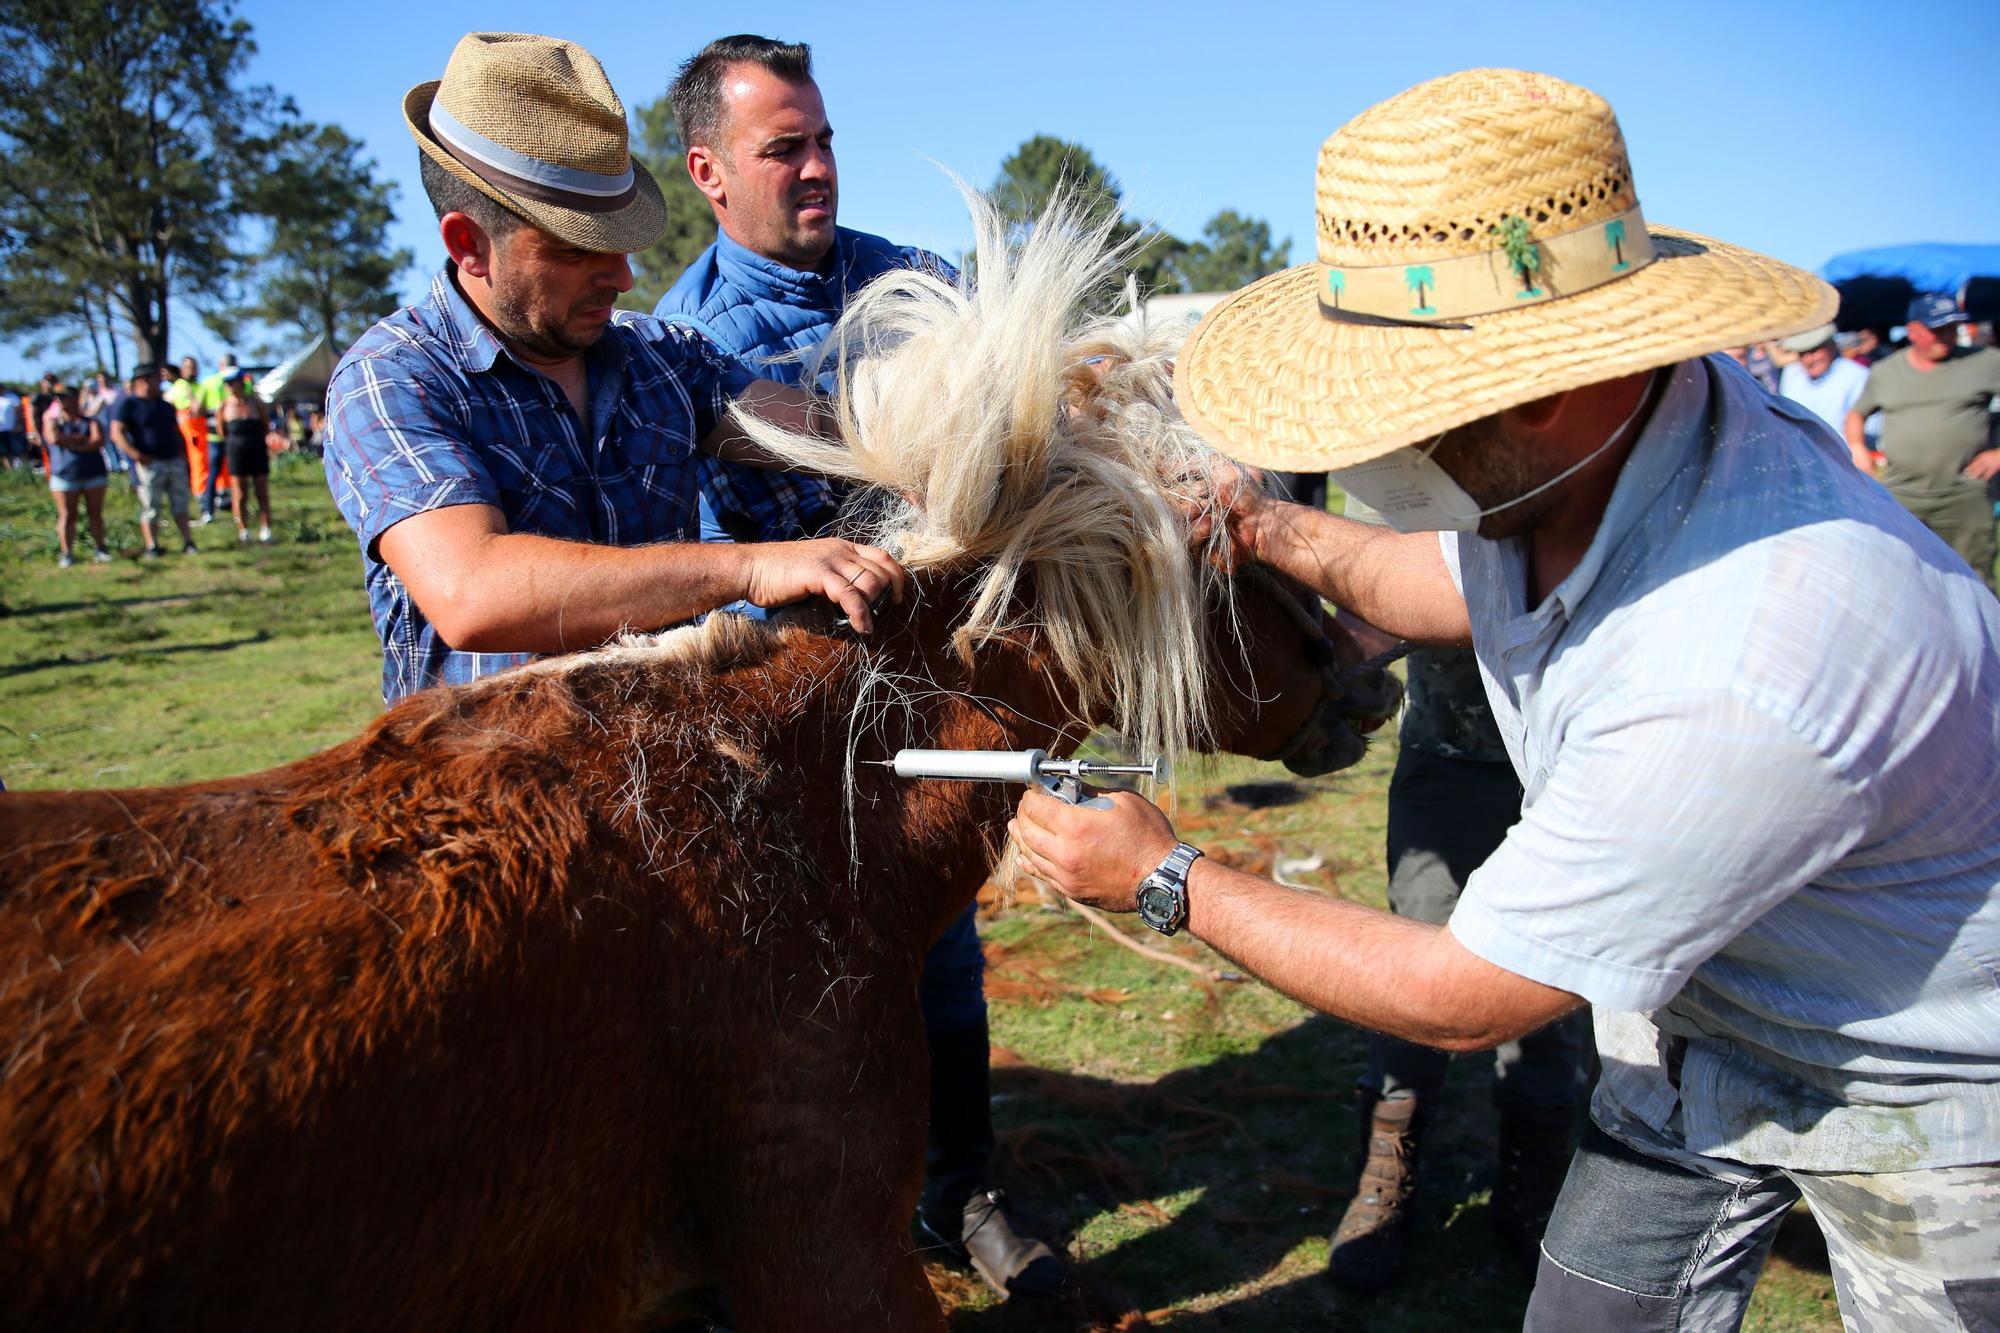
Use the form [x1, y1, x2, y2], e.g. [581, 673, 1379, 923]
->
[1447, 687, 1871, 1012]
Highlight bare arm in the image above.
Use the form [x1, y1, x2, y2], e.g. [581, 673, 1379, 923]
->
[1011, 789, 1580, 1050]
[110, 418, 143, 464]
[701, 379, 836, 468]
[1181, 856, 1580, 1050]
[374, 502, 906, 652]
[1241, 498, 1471, 646]
[1842, 410, 1876, 472]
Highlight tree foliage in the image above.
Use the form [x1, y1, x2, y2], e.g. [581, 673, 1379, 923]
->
[0, 0, 286, 366]
[989, 135, 1190, 299]
[227, 123, 412, 354]
[1173, 209, 1291, 293]
[621, 92, 718, 312]
[989, 136, 1285, 300]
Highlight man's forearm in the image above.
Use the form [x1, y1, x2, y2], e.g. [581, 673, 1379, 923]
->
[1248, 501, 1471, 645]
[425, 529, 758, 654]
[705, 380, 841, 470]
[1183, 859, 1577, 1051]
[1842, 413, 1874, 471]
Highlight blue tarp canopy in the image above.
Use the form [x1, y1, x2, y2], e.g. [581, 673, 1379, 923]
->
[1818, 244, 2000, 329]
[1821, 244, 2000, 292]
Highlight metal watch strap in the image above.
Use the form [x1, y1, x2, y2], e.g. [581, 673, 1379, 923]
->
[1158, 842, 1202, 882]
[1137, 842, 1203, 936]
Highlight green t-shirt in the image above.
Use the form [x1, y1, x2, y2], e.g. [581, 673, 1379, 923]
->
[1852, 346, 2000, 497]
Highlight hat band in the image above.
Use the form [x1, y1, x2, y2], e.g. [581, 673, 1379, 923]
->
[428, 99, 639, 215]
[1317, 205, 1655, 324]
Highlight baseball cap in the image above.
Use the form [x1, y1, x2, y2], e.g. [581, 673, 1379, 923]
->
[1905, 293, 1963, 331]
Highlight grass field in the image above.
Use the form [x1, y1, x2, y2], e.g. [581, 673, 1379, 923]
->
[0, 463, 1842, 1331]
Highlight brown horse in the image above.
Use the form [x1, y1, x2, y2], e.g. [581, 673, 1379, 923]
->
[0, 562, 1383, 1331]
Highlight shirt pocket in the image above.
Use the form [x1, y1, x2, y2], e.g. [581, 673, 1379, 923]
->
[607, 413, 701, 543]
[491, 437, 588, 538]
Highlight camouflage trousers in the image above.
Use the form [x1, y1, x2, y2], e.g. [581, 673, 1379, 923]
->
[1525, 1115, 2000, 1332]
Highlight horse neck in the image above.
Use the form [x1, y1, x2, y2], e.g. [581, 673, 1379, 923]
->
[708, 572, 1092, 947]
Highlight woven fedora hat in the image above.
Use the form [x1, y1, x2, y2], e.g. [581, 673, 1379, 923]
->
[405, 32, 665, 254]
[1175, 69, 1837, 471]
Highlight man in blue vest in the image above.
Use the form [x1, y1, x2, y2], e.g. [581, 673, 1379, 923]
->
[654, 35, 1067, 1302]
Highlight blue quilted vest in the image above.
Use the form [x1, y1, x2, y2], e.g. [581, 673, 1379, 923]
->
[656, 227, 955, 543]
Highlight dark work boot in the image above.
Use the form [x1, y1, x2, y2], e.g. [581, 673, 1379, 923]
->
[1491, 1101, 1575, 1280]
[1326, 1091, 1425, 1295]
[913, 1025, 1067, 1300]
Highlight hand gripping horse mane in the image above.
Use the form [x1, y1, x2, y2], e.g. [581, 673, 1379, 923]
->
[0, 190, 1394, 1331]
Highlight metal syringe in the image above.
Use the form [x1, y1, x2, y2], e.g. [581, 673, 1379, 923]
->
[866, 748, 1167, 807]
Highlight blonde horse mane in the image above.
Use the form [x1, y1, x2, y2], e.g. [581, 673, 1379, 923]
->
[731, 180, 1231, 771]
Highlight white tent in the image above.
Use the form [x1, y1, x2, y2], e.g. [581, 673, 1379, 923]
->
[255, 336, 340, 405]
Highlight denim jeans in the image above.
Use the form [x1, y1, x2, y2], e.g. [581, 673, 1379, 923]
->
[917, 902, 985, 1036]
[201, 436, 227, 515]
[1361, 748, 1587, 1109]
[1528, 1117, 2000, 1332]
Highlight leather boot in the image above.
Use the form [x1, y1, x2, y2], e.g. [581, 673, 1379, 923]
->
[1491, 1101, 1575, 1280]
[914, 1025, 1067, 1300]
[1326, 1090, 1425, 1295]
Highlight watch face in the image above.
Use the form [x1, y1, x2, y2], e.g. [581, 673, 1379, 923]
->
[1137, 880, 1180, 930]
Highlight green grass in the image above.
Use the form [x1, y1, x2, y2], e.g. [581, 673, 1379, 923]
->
[0, 464, 1840, 1331]
[0, 456, 383, 788]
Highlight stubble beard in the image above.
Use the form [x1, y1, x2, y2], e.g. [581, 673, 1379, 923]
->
[1428, 416, 1562, 541]
[487, 277, 610, 360]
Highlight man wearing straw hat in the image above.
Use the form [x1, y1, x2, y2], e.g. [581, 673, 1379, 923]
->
[324, 33, 904, 705]
[1014, 69, 2000, 1329]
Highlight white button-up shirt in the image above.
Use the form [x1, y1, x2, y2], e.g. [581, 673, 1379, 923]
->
[1442, 355, 2000, 1172]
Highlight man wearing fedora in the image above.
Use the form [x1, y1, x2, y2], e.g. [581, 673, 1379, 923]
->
[324, 33, 904, 706]
[1013, 69, 2000, 1330]
[649, 35, 1066, 1302]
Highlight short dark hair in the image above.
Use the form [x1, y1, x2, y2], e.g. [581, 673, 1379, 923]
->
[419, 152, 523, 241]
[669, 35, 813, 151]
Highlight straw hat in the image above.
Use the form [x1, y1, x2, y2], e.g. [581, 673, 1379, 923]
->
[404, 32, 665, 254]
[1175, 69, 1836, 471]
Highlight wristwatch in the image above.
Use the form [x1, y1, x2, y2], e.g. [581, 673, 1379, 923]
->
[1135, 842, 1203, 936]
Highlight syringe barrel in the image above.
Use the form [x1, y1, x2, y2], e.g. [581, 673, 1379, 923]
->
[890, 748, 1046, 783]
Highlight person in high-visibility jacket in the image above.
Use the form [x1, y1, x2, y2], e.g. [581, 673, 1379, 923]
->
[194, 355, 237, 522]
[162, 356, 208, 503]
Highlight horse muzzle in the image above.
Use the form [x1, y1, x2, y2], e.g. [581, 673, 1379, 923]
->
[1260, 639, 1404, 778]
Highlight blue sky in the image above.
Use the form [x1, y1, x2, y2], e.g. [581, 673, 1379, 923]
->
[11, 0, 1999, 379]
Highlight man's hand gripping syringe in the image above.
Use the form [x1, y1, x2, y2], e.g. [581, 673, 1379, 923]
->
[863, 749, 1208, 939]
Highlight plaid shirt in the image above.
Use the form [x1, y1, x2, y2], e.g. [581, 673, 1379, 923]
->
[324, 267, 754, 702]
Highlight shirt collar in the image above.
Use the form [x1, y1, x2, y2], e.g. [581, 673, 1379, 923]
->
[427, 267, 508, 374]
[1531, 358, 1712, 622]
[425, 263, 634, 384]
[713, 227, 853, 304]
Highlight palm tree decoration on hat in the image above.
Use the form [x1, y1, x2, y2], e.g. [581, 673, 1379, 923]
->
[1326, 268, 1346, 308]
[1404, 266, 1436, 316]
[1605, 217, 1630, 272]
[1492, 215, 1545, 298]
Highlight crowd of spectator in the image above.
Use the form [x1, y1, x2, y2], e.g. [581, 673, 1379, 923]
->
[1, 359, 324, 567]
[1759, 295, 2000, 591]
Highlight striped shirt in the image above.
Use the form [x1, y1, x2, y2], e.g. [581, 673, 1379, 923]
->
[324, 268, 754, 701]
[1443, 355, 2000, 1172]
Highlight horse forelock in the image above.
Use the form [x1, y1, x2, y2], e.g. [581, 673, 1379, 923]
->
[729, 178, 1241, 775]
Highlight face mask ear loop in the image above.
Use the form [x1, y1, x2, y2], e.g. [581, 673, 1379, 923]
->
[1442, 369, 1660, 526]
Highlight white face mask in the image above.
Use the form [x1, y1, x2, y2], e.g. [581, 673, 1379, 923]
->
[1332, 375, 1657, 534]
